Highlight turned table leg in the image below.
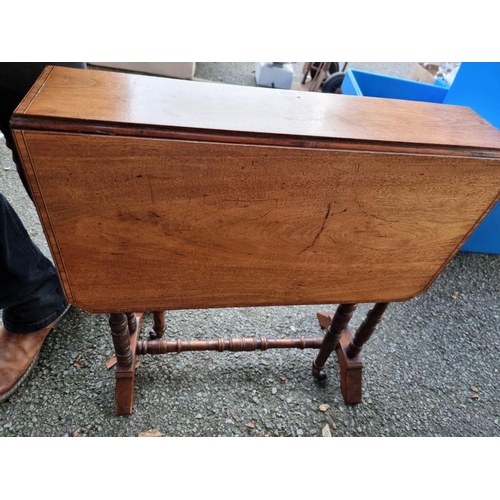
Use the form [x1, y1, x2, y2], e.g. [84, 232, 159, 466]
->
[346, 303, 389, 359]
[149, 311, 166, 339]
[313, 303, 358, 379]
[316, 303, 389, 404]
[110, 312, 141, 415]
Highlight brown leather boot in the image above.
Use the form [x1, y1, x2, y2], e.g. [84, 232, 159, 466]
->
[0, 306, 70, 402]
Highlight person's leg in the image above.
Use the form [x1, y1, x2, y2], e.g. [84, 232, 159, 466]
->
[0, 194, 68, 332]
[0, 193, 70, 402]
[0, 194, 70, 401]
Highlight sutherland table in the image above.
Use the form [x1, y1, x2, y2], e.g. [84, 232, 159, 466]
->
[11, 66, 500, 415]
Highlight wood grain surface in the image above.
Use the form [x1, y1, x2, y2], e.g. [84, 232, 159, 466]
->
[13, 65, 500, 151]
[14, 130, 500, 313]
[13, 66, 500, 414]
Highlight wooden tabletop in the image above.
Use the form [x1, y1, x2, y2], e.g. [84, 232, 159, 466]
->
[13, 65, 500, 153]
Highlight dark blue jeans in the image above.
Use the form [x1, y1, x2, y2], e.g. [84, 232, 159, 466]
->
[0, 194, 68, 332]
[0, 63, 85, 332]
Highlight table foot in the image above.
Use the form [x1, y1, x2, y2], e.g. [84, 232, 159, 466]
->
[336, 327, 363, 404]
[314, 315, 363, 403]
[316, 303, 389, 404]
[111, 312, 143, 415]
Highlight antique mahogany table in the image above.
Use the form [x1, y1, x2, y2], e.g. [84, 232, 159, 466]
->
[11, 66, 500, 414]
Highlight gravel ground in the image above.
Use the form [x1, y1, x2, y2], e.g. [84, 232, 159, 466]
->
[0, 63, 499, 438]
[195, 62, 415, 86]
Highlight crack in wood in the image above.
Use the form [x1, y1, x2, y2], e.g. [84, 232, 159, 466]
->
[298, 203, 331, 254]
[355, 199, 391, 224]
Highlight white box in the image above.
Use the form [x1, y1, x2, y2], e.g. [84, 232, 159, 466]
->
[255, 62, 294, 89]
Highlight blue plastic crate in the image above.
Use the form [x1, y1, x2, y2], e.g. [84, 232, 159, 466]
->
[341, 68, 449, 103]
[441, 63, 500, 254]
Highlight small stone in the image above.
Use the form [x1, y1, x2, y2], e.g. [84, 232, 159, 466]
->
[195, 414, 203, 419]
[322, 425, 332, 437]
[319, 404, 330, 412]
[138, 429, 163, 437]
[271, 387, 277, 395]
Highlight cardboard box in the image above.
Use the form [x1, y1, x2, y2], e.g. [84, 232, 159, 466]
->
[409, 62, 440, 84]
